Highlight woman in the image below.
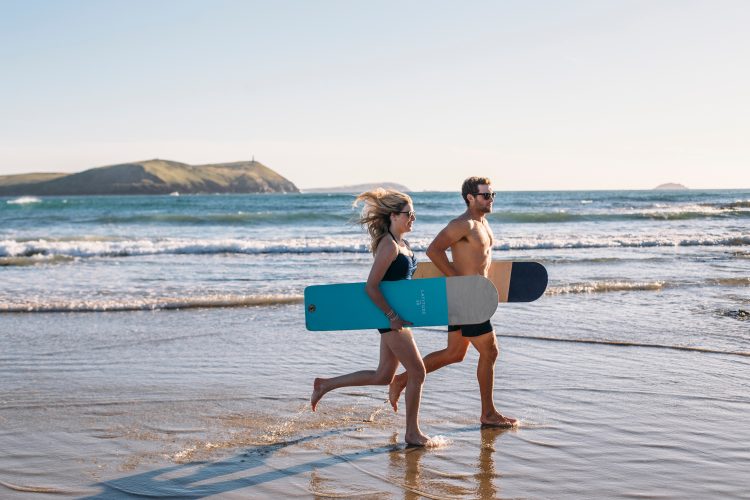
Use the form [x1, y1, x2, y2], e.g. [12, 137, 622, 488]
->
[311, 189, 431, 446]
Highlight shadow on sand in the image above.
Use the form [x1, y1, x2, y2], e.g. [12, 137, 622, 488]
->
[82, 428, 399, 498]
[83, 425, 512, 498]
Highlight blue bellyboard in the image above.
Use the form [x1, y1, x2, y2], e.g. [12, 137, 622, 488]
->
[304, 277, 449, 331]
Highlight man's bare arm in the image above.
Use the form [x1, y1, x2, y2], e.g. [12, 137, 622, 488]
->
[426, 220, 470, 276]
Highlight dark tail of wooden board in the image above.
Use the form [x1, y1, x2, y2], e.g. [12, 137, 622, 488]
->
[508, 262, 548, 302]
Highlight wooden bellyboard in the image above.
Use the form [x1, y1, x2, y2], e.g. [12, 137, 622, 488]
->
[413, 261, 547, 303]
[304, 276, 498, 331]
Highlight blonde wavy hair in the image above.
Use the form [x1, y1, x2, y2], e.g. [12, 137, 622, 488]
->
[353, 188, 412, 254]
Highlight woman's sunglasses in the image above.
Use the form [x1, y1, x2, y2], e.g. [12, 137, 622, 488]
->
[397, 211, 416, 219]
[472, 192, 496, 200]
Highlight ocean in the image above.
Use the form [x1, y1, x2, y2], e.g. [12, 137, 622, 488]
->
[1, 189, 749, 498]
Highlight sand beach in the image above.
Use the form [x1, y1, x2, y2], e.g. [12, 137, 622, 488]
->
[1, 304, 749, 498]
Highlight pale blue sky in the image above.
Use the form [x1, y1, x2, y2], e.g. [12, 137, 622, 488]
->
[1, 0, 748, 190]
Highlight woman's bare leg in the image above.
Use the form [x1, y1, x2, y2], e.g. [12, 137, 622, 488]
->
[312, 335, 398, 411]
[382, 329, 430, 445]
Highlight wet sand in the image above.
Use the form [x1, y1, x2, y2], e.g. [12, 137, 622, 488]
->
[1, 307, 749, 498]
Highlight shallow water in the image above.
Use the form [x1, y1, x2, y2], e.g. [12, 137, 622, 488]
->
[1, 305, 749, 498]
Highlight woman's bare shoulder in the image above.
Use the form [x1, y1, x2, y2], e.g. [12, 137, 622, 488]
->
[374, 234, 399, 257]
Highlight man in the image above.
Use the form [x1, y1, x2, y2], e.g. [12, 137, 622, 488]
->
[389, 176, 517, 427]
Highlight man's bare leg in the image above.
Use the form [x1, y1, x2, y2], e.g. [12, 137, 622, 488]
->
[389, 330, 470, 412]
[470, 331, 517, 427]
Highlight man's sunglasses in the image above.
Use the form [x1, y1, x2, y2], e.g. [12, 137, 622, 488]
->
[397, 211, 416, 218]
[472, 192, 496, 200]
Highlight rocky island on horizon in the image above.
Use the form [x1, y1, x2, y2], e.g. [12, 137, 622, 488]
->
[0, 159, 299, 196]
[653, 182, 688, 190]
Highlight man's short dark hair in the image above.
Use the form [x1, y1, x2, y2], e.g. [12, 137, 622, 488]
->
[461, 177, 492, 206]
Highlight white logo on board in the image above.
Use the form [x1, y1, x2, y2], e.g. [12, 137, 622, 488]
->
[415, 289, 426, 315]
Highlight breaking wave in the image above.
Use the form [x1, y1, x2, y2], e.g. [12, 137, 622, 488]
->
[1, 234, 748, 261]
[0, 294, 303, 313]
[6, 277, 747, 313]
[91, 211, 351, 226]
[5, 196, 42, 205]
[487, 203, 750, 223]
[547, 277, 749, 295]
[547, 281, 666, 295]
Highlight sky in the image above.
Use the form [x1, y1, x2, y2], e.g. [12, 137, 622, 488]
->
[0, 0, 748, 191]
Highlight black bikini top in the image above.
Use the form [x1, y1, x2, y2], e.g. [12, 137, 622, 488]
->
[381, 231, 417, 282]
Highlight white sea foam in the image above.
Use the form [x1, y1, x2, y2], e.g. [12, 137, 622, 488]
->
[6, 196, 41, 205]
[634, 204, 727, 218]
[547, 281, 666, 295]
[425, 435, 452, 448]
[546, 277, 750, 295]
[0, 293, 304, 313]
[0, 237, 371, 258]
[1, 234, 748, 259]
[494, 235, 750, 251]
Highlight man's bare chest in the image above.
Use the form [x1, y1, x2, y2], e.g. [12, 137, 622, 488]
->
[455, 226, 493, 251]
[471, 222, 494, 247]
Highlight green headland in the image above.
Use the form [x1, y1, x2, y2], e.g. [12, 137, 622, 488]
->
[0, 159, 299, 195]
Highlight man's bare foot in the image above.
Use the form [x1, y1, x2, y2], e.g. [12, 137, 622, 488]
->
[310, 378, 327, 412]
[388, 374, 406, 413]
[404, 430, 431, 447]
[480, 412, 518, 428]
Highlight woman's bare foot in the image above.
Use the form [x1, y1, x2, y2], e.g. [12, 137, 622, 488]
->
[480, 411, 518, 428]
[388, 374, 407, 412]
[404, 430, 431, 447]
[310, 378, 328, 412]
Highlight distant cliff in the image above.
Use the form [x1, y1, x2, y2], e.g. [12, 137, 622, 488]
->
[0, 159, 299, 195]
